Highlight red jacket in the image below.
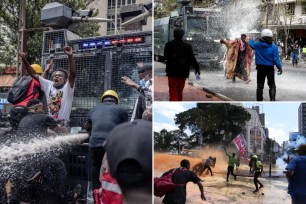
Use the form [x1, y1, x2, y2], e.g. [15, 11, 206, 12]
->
[14, 79, 41, 107]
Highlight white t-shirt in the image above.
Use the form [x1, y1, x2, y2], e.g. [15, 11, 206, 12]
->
[144, 79, 152, 110]
[39, 76, 75, 124]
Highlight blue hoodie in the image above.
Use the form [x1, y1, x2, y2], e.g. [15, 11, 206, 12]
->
[249, 39, 282, 70]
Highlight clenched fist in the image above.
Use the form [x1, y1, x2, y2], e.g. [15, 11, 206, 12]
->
[63, 46, 73, 56]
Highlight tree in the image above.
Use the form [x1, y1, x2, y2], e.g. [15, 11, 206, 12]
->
[0, 0, 100, 66]
[154, 0, 176, 19]
[175, 103, 251, 146]
[273, 0, 295, 55]
[154, 129, 175, 152]
[154, 129, 189, 153]
[264, 137, 278, 164]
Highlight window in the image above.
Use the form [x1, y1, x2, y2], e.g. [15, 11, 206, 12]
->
[250, 141, 255, 147]
[108, 0, 111, 9]
[303, 2, 306, 14]
[108, 0, 116, 9]
[127, 0, 136, 5]
[117, 0, 126, 8]
[109, 0, 133, 9]
[107, 15, 123, 31]
[287, 3, 295, 15]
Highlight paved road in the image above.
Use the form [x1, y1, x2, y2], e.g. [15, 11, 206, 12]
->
[154, 76, 224, 101]
[154, 153, 291, 204]
[154, 60, 306, 101]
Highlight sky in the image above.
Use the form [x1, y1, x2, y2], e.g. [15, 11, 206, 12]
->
[153, 102, 301, 145]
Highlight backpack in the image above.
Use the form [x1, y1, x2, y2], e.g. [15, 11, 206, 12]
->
[154, 168, 186, 197]
[7, 76, 34, 104]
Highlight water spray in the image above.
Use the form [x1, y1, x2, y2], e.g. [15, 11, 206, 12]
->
[0, 133, 89, 164]
[220, 0, 262, 39]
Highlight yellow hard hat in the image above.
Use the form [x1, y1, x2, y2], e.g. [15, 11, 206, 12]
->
[31, 64, 43, 74]
[101, 90, 119, 103]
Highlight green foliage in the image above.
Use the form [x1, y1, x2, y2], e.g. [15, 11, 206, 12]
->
[175, 103, 251, 145]
[263, 137, 279, 164]
[154, 0, 177, 19]
[0, 0, 100, 66]
[154, 129, 176, 152]
[154, 129, 189, 153]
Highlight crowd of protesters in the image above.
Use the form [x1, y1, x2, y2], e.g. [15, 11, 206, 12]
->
[0, 45, 153, 204]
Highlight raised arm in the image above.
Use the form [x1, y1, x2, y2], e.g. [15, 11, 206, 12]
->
[19, 53, 39, 81]
[220, 38, 232, 49]
[224, 147, 229, 156]
[196, 181, 206, 201]
[42, 58, 54, 79]
[63, 46, 76, 88]
[248, 39, 257, 50]
[121, 76, 140, 90]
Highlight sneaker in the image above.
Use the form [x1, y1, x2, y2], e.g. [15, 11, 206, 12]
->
[211, 174, 214, 176]
[226, 179, 229, 182]
[253, 189, 259, 193]
[259, 185, 264, 189]
[234, 175, 237, 180]
[244, 79, 251, 84]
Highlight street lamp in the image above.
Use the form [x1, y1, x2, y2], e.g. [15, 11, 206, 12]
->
[269, 138, 275, 177]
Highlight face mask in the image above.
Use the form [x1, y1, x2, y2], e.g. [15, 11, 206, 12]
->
[139, 79, 146, 88]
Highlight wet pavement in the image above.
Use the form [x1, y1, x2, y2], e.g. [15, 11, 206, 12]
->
[154, 172, 291, 204]
[154, 60, 306, 101]
[154, 153, 292, 204]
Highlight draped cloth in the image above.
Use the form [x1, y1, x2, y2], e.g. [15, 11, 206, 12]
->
[222, 39, 253, 80]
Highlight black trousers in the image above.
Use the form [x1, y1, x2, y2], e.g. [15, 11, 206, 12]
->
[235, 51, 248, 81]
[227, 166, 236, 180]
[201, 164, 213, 176]
[256, 65, 276, 101]
[253, 171, 263, 190]
[90, 147, 105, 189]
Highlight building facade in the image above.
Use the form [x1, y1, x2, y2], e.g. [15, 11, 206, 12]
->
[88, 0, 152, 35]
[298, 103, 306, 136]
[268, 0, 306, 47]
[244, 106, 267, 158]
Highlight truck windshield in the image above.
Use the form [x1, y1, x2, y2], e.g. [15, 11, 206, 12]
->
[187, 16, 206, 33]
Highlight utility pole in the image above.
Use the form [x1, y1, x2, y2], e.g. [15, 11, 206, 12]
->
[269, 138, 273, 177]
[115, 0, 118, 34]
[17, 0, 27, 77]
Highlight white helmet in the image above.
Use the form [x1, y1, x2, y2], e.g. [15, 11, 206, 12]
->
[261, 29, 273, 38]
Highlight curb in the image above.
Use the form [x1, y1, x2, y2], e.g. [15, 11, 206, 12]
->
[188, 81, 233, 101]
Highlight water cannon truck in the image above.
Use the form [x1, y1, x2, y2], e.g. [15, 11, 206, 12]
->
[154, 0, 225, 70]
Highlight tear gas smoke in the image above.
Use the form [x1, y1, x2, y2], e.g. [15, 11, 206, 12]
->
[276, 136, 306, 170]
